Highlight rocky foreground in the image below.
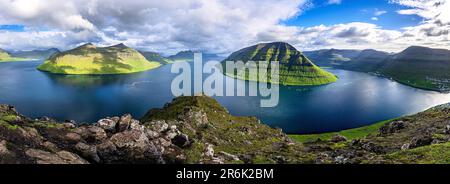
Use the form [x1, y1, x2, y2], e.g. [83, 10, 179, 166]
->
[1, 96, 450, 164]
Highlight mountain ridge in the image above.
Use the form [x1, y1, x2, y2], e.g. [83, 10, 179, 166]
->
[37, 43, 161, 75]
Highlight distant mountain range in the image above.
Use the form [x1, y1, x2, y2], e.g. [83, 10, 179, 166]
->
[303, 49, 362, 67]
[304, 46, 450, 92]
[0, 48, 27, 62]
[167, 50, 222, 62]
[37, 43, 160, 75]
[139, 51, 173, 64]
[10, 48, 60, 60]
[222, 42, 337, 86]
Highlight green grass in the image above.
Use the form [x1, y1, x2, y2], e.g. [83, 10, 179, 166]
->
[0, 56, 29, 62]
[380, 59, 450, 92]
[0, 120, 19, 130]
[288, 118, 396, 143]
[1, 114, 19, 122]
[386, 142, 450, 164]
[0, 51, 29, 62]
[222, 42, 338, 86]
[37, 44, 161, 74]
[142, 95, 307, 164]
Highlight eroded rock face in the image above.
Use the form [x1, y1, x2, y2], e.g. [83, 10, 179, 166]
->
[331, 135, 347, 143]
[379, 121, 406, 135]
[25, 149, 88, 164]
[0, 109, 189, 164]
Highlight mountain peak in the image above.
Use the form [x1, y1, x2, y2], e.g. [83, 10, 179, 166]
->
[78, 43, 96, 49]
[110, 43, 128, 49]
[222, 42, 338, 86]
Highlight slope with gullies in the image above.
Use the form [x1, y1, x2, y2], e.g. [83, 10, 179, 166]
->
[222, 42, 338, 86]
[379, 46, 450, 92]
[37, 43, 160, 74]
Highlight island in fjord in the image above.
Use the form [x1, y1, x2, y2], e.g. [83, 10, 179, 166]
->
[37, 43, 161, 75]
[222, 42, 338, 86]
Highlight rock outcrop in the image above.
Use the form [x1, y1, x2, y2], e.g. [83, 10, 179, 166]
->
[1, 96, 450, 164]
[0, 96, 304, 164]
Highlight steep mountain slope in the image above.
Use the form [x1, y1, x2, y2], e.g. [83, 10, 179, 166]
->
[10, 48, 60, 60]
[379, 46, 450, 92]
[167, 50, 194, 62]
[303, 49, 361, 67]
[167, 50, 222, 62]
[139, 51, 173, 64]
[37, 43, 161, 74]
[336, 49, 391, 72]
[222, 42, 338, 86]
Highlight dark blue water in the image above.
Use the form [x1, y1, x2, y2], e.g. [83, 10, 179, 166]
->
[1, 60, 449, 134]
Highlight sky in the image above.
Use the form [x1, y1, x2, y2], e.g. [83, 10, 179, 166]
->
[0, 0, 449, 54]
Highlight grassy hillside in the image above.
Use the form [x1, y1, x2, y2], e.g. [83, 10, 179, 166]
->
[289, 118, 396, 143]
[37, 43, 160, 74]
[306, 46, 450, 92]
[379, 46, 450, 92]
[303, 49, 361, 67]
[167, 50, 194, 62]
[0, 49, 28, 62]
[336, 49, 390, 72]
[139, 51, 173, 64]
[222, 42, 338, 86]
[2, 95, 450, 164]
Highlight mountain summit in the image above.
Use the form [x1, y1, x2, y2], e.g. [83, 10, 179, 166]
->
[37, 43, 160, 74]
[222, 42, 337, 86]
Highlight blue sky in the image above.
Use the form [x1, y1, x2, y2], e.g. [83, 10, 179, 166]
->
[0, 24, 25, 32]
[285, 0, 422, 30]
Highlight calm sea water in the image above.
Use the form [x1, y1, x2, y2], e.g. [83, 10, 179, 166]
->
[1, 60, 450, 134]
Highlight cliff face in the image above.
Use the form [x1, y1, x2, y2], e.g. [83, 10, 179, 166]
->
[1, 96, 449, 164]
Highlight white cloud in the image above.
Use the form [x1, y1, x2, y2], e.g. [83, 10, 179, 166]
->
[0, 0, 449, 54]
[371, 17, 379, 21]
[374, 10, 387, 16]
[0, 0, 309, 54]
[391, 0, 450, 48]
[327, 0, 342, 5]
[291, 22, 404, 51]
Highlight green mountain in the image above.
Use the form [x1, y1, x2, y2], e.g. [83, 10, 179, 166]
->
[10, 48, 60, 60]
[336, 49, 391, 72]
[379, 46, 450, 92]
[37, 43, 161, 75]
[222, 42, 338, 86]
[139, 51, 173, 64]
[167, 50, 222, 62]
[0, 48, 27, 62]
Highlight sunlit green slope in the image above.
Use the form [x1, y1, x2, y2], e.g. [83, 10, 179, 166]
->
[222, 42, 337, 86]
[37, 43, 160, 74]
